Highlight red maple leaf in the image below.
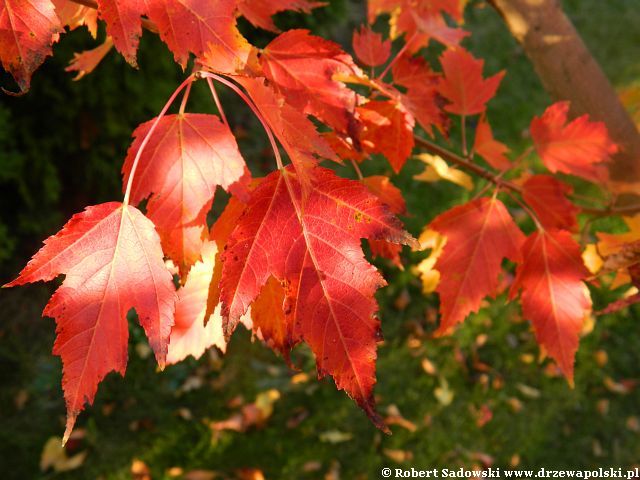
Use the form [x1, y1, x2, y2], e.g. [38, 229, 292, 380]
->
[251, 276, 296, 358]
[237, 0, 324, 32]
[95, 0, 144, 66]
[363, 175, 407, 268]
[362, 176, 407, 215]
[260, 29, 360, 133]
[392, 54, 448, 136]
[357, 100, 415, 173]
[219, 166, 416, 428]
[239, 77, 337, 187]
[437, 48, 505, 116]
[147, 0, 253, 72]
[123, 113, 247, 277]
[5, 202, 176, 442]
[510, 229, 592, 382]
[352, 25, 391, 67]
[430, 197, 525, 334]
[391, 53, 438, 88]
[0, 0, 62, 91]
[530, 101, 618, 183]
[204, 195, 247, 321]
[369, 0, 467, 52]
[473, 116, 511, 170]
[522, 175, 580, 231]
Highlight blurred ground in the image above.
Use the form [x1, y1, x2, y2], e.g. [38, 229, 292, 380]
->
[1, 1, 640, 479]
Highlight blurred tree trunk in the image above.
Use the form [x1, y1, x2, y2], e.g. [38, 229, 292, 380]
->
[488, 0, 640, 184]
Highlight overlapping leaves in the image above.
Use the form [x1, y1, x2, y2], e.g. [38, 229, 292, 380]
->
[3, 0, 632, 443]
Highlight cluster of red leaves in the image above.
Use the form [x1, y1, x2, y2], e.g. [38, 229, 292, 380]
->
[1, 0, 626, 440]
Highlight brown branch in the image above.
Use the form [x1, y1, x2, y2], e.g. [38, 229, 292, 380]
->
[487, 0, 640, 183]
[414, 134, 640, 218]
[580, 203, 640, 217]
[414, 135, 522, 193]
[68, 0, 158, 33]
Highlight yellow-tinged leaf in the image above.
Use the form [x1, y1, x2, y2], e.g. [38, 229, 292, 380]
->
[167, 241, 227, 364]
[597, 214, 640, 257]
[414, 229, 447, 293]
[319, 430, 353, 443]
[596, 215, 640, 289]
[254, 389, 280, 420]
[582, 244, 603, 274]
[40, 437, 87, 472]
[413, 154, 474, 190]
[434, 377, 454, 406]
[581, 313, 596, 336]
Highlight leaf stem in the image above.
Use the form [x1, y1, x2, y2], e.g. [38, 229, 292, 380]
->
[206, 77, 229, 128]
[377, 32, 417, 82]
[414, 134, 521, 193]
[200, 72, 284, 170]
[461, 115, 468, 157]
[351, 159, 364, 180]
[123, 75, 195, 205]
[506, 189, 543, 230]
[414, 134, 640, 218]
[178, 80, 192, 115]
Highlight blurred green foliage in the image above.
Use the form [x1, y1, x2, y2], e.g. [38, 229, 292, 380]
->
[1, 0, 640, 478]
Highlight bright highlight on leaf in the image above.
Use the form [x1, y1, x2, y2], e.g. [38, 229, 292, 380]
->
[414, 153, 473, 190]
[167, 241, 227, 365]
[415, 229, 447, 294]
[53, 0, 98, 37]
[5, 202, 176, 443]
[147, 0, 253, 72]
[123, 113, 247, 277]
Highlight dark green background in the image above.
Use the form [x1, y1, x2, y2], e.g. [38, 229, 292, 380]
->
[1, 1, 639, 478]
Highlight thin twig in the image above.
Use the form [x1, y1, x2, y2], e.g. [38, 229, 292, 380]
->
[124, 75, 195, 204]
[206, 78, 229, 127]
[414, 134, 521, 193]
[178, 81, 192, 114]
[351, 159, 364, 180]
[377, 32, 417, 81]
[414, 134, 640, 217]
[461, 115, 467, 157]
[200, 72, 285, 170]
